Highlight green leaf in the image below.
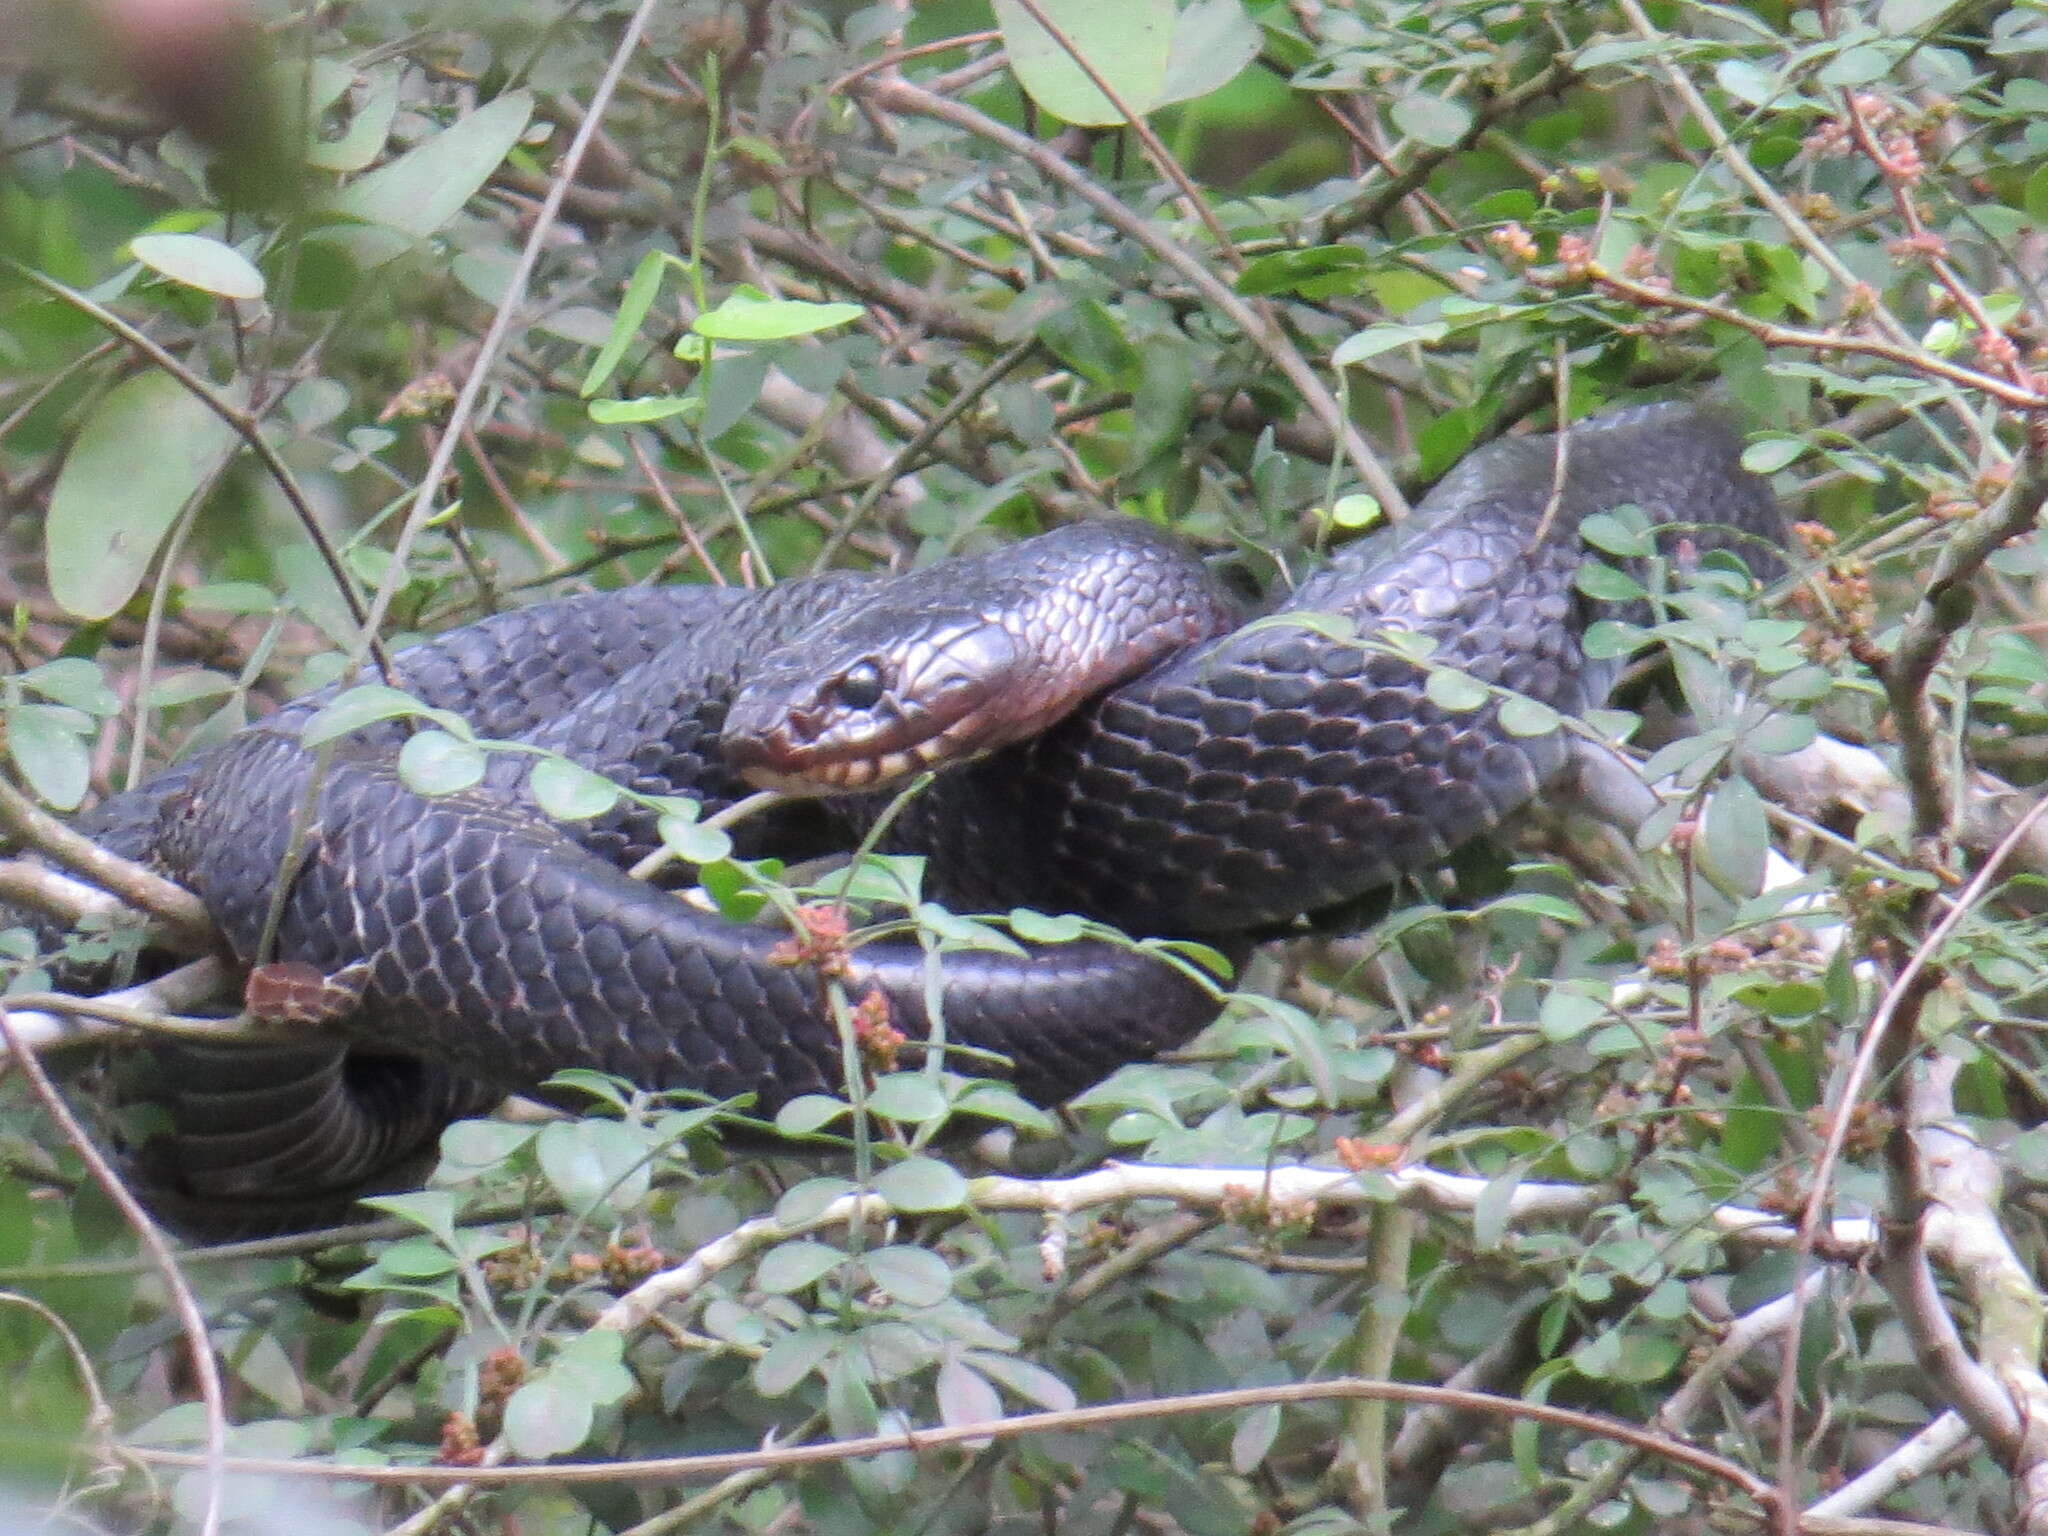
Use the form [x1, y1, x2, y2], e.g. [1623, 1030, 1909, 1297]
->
[502, 1373, 593, 1459]
[1425, 668, 1489, 712]
[1740, 436, 1805, 474]
[874, 1156, 968, 1212]
[1746, 713, 1818, 756]
[301, 684, 455, 746]
[7, 705, 92, 810]
[1482, 891, 1587, 925]
[588, 395, 701, 425]
[964, 1351, 1075, 1411]
[553, 1329, 635, 1404]
[935, 1356, 1002, 1433]
[1714, 58, 1781, 107]
[916, 903, 1028, 956]
[658, 813, 732, 865]
[1817, 43, 1894, 86]
[301, 61, 399, 172]
[397, 730, 486, 796]
[2025, 162, 2048, 226]
[1332, 321, 1446, 365]
[18, 658, 119, 715]
[529, 757, 621, 821]
[582, 251, 672, 397]
[1129, 335, 1195, 470]
[359, 1190, 459, 1245]
[1497, 695, 1561, 737]
[329, 91, 535, 240]
[438, 1119, 537, 1176]
[1156, 0, 1262, 107]
[373, 1237, 458, 1280]
[1579, 511, 1654, 559]
[1328, 494, 1382, 530]
[867, 1073, 950, 1125]
[692, 289, 865, 341]
[536, 1118, 652, 1216]
[1575, 563, 1647, 602]
[754, 1328, 835, 1396]
[863, 1244, 952, 1306]
[993, 0, 1173, 126]
[775, 1094, 850, 1136]
[1701, 775, 1769, 897]
[1472, 1165, 1521, 1250]
[1235, 244, 1371, 298]
[131, 233, 266, 300]
[775, 1175, 858, 1224]
[1539, 988, 1607, 1042]
[1007, 908, 1087, 943]
[1231, 1402, 1281, 1474]
[1153, 938, 1236, 980]
[757, 1239, 845, 1294]
[46, 371, 242, 620]
[1392, 91, 1472, 147]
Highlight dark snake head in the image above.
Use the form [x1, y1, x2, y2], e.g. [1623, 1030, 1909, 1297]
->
[719, 520, 1241, 797]
[720, 608, 1035, 794]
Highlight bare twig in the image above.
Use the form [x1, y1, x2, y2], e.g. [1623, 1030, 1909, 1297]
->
[860, 76, 1411, 521]
[0, 261, 394, 682]
[0, 1006, 226, 1536]
[0, 777, 213, 946]
[126, 1375, 1780, 1505]
[350, 0, 665, 666]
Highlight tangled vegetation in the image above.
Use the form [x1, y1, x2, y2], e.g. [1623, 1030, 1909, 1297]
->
[5, 0, 2048, 1530]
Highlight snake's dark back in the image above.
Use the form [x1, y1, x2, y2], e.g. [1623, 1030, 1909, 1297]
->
[894, 404, 1786, 933]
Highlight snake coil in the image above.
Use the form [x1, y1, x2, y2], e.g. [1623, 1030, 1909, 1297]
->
[38, 402, 1784, 1217]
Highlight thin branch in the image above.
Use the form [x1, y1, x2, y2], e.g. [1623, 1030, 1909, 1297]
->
[0, 260, 394, 682]
[1876, 451, 2047, 841]
[999, 0, 1239, 264]
[0, 959, 229, 1057]
[1324, 58, 1577, 238]
[0, 1006, 226, 1536]
[860, 76, 1411, 522]
[1781, 790, 2048, 1483]
[349, 0, 665, 665]
[1579, 268, 2048, 413]
[0, 777, 213, 946]
[125, 1375, 1781, 1505]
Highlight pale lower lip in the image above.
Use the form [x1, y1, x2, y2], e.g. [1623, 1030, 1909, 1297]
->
[735, 736, 953, 796]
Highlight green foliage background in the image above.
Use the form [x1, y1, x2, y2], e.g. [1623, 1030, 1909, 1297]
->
[4, 0, 2048, 1531]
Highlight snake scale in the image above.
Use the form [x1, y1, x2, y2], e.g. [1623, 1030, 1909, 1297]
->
[37, 402, 1785, 1217]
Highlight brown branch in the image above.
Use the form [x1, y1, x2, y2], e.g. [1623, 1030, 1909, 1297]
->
[1877, 451, 2047, 843]
[0, 1006, 228, 1536]
[1779, 790, 2048, 1497]
[1324, 58, 1577, 239]
[0, 777, 213, 947]
[1581, 268, 2048, 412]
[859, 75, 1411, 520]
[125, 1375, 1781, 1507]
[0, 261, 395, 683]
[998, 0, 1239, 265]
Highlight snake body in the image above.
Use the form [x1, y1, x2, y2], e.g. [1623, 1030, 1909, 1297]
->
[54, 403, 1782, 1213]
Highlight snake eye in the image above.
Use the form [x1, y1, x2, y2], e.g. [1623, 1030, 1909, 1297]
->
[831, 660, 887, 710]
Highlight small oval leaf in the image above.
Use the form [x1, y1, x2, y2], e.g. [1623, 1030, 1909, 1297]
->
[397, 730, 486, 796]
[131, 233, 267, 299]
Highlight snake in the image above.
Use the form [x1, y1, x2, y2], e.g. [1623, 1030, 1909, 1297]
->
[36, 402, 1784, 1219]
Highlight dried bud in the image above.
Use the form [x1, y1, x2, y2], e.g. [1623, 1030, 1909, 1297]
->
[478, 1347, 526, 1411]
[1488, 221, 1539, 265]
[851, 988, 904, 1073]
[1334, 1137, 1403, 1172]
[437, 1412, 485, 1467]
